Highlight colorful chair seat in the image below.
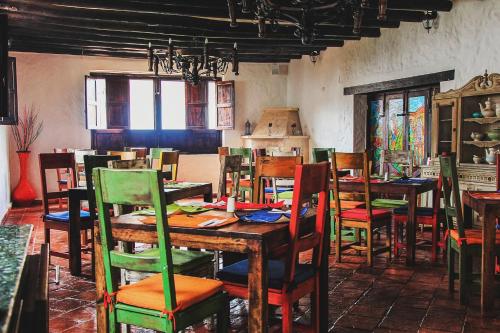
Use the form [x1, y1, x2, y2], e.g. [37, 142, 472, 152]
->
[371, 198, 408, 208]
[240, 179, 251, 188]
[45, 210, 90, 222]
[333, 200, 365, 209]
[116, 273, 223, 311]
[449, 229, 500, 246]
[340, 208, 391, 221]
[264, 187, 293, 194]
[217, 259, 314, 290]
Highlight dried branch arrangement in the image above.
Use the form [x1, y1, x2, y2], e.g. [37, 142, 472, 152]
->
[11, 105, 43, 152]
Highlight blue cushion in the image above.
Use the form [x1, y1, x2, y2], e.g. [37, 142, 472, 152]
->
[216, 259, 315, 290]
[264, 187, 292, 194]
[57, 179, 68, 184]
[45, 210, 90, 222]
[237, 207, 308, 223]
[393, 206, 435, 217]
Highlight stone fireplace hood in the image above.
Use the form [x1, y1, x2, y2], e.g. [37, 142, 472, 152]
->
[241, 107, 310, 162]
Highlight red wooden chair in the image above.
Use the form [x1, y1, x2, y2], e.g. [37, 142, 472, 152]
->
[53, 148, 72, 208]
[39, 153, 93, 269]
[332, 151, 392, 266]
[393, 175, 445, 262]
[217, 162, 330, 332]
[497, 154, 500, 273]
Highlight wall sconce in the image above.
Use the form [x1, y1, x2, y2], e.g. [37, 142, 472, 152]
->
[422, 11, 438, 33]
[309, 51, 320, 64]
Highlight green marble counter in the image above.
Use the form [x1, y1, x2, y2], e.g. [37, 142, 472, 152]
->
[0, 225, 33, 333]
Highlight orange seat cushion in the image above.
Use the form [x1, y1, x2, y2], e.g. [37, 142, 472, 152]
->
[116, 273, 223, 312]
[240, 179, 252, 188]
[450, 229, 500, 246]
[341, 208, 391, 221]
[332, 200, 365, 210]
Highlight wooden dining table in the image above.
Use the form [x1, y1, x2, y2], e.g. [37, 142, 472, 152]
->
[68, 182, 213, 276]
[332, 178, 438, 265]
[462, 191, 500, 315]
[94, 209, 330, 333]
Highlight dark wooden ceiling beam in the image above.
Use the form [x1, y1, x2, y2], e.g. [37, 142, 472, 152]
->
[0, 1, 381, 38]
[7, 21, 350, 47]
[10, 43, 297, 62]
[8, 33, 327, 57]
[366, 0, 453, 12]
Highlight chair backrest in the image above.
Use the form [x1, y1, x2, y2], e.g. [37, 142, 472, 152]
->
[125, 147, 148, 159]
[229, 147, 253, 178]
[252, 148, 267, 160]
[218, 147, 229, 156]
[252, 156, 303, 203]
[379, 150, 414, 177]
[83, 154, 121, 221]
[93, 168, 178, 315]
[53, 148, 71, 187]
[217, 155, 242, 200]
[74, 149, 97, 164]
[497, 154, 500, 191]
[107, 159, 148, 169]
[331, 151, 373, 220]
[159, 151, 180, 181]
[39, 153, 77, 215]
[439, 154, 465, 239]
[313, 148, 335, 163]
[107, 151, 136, 161]
[271, 150, 297, 157]
[282, 162, 330, 288]
[149, 148, 174, 169]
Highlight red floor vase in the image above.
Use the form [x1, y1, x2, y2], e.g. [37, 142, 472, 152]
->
[12, 151, 37, 207]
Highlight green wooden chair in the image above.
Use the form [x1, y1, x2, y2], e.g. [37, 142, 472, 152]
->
[105, 157, 214, 277]
[229, 147, 253, 201]
[440, 154, 500, 304]
[93, 168, 229, 333]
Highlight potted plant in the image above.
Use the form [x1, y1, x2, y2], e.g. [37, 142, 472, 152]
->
[10, 106, 43, 206]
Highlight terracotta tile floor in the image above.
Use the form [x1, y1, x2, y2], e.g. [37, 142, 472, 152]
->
[3, 205, 500, 332]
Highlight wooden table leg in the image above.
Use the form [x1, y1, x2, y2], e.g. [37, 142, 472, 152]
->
[481, 208, 496, 315]
[69, 190, 82, 276]
[248, 239, 268, 333]
[405, 188, 417, 266]
[94, 225, 108, 333]
[319, 206, 331, 332]
[203, 184, 213, 203]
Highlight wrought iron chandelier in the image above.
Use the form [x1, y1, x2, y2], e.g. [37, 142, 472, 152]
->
[147, 39, 239, 85]
[227, 0, 382, 45]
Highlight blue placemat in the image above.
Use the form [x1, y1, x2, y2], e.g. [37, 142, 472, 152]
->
[237, 207, 308, 223]
[392, 178, 434, 185]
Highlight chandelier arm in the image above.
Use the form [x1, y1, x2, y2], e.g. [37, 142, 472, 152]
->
[261, 0, 340, 12]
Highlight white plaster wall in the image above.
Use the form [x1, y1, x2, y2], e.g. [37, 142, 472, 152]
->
[0, 126, 10, 221]
[6, 53, 285, 198]
[223, 64, 288, 147]
[287, 0, 500, 152]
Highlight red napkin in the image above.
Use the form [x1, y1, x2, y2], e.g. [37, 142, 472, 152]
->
[204, 197, 285, 210]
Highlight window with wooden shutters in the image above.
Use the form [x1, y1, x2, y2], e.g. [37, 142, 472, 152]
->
[216, 80, 235, 130]
[0, 58, 18, 125]
[185, 81, 208, 129]
[0, 14, 8, 120]
[106, 77, 130, 129]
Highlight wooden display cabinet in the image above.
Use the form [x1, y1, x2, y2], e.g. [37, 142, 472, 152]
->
[423, 71, 500, 191]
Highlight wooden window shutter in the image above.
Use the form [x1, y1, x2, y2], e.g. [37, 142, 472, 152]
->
[216, 80, 235, 130]
[0, 58, 18, 125]
[0, 14, 7, 119]
[185, 81, 208, 129]
[106, 77, 130, 129]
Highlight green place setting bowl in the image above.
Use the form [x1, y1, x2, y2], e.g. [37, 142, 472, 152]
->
[486, 128, 500, 141]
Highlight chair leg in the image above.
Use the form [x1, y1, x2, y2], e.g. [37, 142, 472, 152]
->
[281, 300, 293, 333]
[44, 227, 50, 245]
[459, 250, 469, 305]
[367, 227, 373, 266]
[386, 221, 392, 261]
[335, 219, 342, 263]
[431, 222, 438, 263]
[311, 276, 320, 332]
[393, 219, 399, 258]
[448, 245, 455, 293]
[216, 295, 230, 333]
